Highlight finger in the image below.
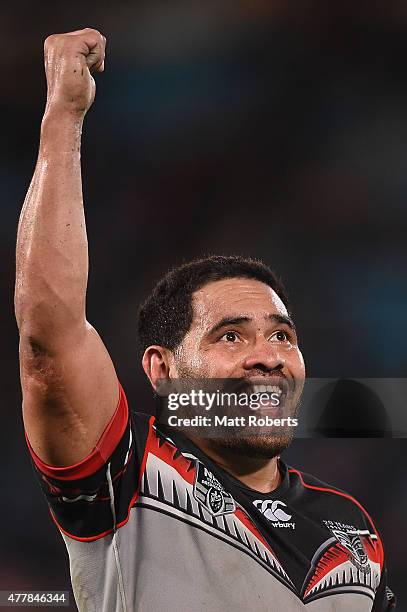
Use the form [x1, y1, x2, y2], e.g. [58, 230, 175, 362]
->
[86, 40, 105, 72]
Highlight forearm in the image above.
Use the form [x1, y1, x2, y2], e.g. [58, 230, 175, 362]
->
[15, 110, 88, 348]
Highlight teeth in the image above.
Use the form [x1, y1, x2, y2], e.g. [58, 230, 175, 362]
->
[252, 384, 283, 395]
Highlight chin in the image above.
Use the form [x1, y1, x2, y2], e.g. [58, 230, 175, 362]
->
[207, 432, 294, 460]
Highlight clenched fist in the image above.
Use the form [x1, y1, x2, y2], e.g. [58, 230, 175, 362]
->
[44, 28, 106, 117]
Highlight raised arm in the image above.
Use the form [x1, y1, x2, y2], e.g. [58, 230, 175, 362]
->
[15, 29, 119, 467]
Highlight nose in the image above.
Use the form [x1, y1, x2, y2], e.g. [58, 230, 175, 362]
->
[242, 338, 286, 373]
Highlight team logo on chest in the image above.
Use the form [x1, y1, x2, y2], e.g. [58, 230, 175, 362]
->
[331, 529, 370, 573]
[324, 520, 371, 574]
[193, 462, 236, 516]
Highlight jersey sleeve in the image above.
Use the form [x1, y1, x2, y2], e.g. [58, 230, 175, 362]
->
[372, 566, 397, 611]
[25, 381, 154, 541]
[359, 510, 397, 611]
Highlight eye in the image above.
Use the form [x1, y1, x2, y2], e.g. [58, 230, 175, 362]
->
[271, 330, 290, 342]
[220, 331, 240, 343]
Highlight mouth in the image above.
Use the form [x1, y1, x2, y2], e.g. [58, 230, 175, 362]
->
[251, 383, 284, 395]
[247, 378, 291, 412]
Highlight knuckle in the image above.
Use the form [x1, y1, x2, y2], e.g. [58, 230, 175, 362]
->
[81, 29, 104, 48]
[84, 27, 102, 37]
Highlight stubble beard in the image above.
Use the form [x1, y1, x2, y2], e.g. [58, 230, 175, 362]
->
[207, 429, 296, 460]
[173, 359, 301, 460]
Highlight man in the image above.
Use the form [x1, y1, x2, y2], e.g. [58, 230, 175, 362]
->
[15, 29, 395, 611]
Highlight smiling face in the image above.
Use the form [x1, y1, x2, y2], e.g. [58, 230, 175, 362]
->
[171, 277, 306, 458]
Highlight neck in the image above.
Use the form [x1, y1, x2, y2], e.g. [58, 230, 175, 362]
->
[190, 437, 282, 493]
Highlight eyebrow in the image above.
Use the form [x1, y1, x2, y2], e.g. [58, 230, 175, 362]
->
[208, 313, 296, 336]
[266, 313, 296, 332]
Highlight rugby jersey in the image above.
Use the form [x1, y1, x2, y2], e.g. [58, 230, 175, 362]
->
[26, 381, 396, 611]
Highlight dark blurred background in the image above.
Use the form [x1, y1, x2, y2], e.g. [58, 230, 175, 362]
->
[2, 1, 406, 610]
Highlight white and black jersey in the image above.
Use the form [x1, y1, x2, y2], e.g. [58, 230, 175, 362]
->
[26, 381, 396, 611]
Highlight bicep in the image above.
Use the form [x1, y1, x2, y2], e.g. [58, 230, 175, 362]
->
[20, 322, 119, 466]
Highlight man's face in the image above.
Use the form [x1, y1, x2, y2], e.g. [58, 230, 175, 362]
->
[172, 277, 306, 458]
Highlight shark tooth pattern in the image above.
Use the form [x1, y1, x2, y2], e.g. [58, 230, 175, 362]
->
[302, 540, 381, 603]
[137, 439, 293, 590]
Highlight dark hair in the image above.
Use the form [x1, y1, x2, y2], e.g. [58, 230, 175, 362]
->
[137, 255, 289, 355]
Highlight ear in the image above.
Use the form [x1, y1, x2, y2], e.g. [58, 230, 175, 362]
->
[142, 345, 172, 390]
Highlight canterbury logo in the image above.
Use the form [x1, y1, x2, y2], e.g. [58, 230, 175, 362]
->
[253, 499, 292, 522]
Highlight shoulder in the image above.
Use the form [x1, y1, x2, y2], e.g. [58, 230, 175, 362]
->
[287, 465, 380, 535]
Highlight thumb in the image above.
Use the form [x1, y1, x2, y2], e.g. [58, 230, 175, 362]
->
[85, 39, 105, 73]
